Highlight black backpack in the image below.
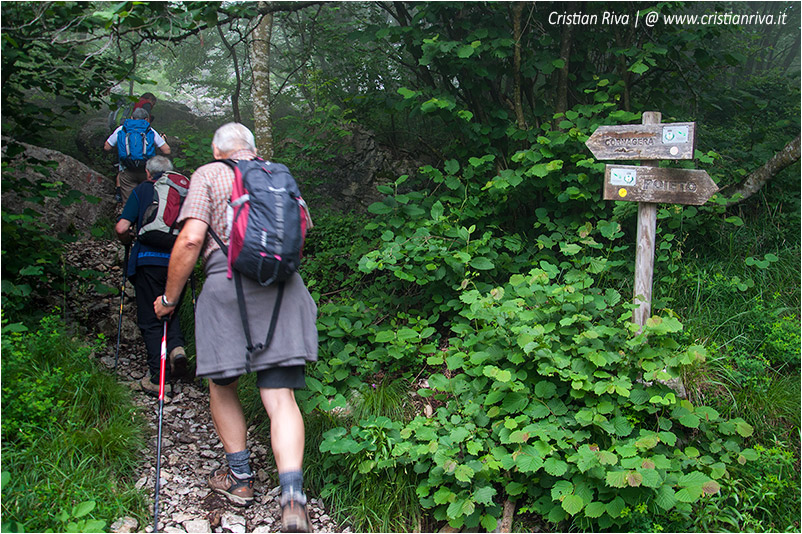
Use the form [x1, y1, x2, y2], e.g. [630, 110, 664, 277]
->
[208, 158, 312, 366]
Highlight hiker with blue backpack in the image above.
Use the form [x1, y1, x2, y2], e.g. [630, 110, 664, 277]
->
[115, 155, 189, 399]
[104, 107, 171, 204]
[153, 123, 317, 532]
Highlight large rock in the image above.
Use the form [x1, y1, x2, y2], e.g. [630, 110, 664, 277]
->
[1, 138, 116, 237]
[280, 124, 425, 212]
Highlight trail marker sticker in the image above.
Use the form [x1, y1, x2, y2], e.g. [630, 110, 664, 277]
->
[609, 167, 637, 186]
[662, 125, 689, 144]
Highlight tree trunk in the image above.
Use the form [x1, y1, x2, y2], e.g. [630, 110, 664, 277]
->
[511, 2, 526, 129]
[251, 3, 274, 159]
[218, 24, 242, 123]
[498, 498, 516, 533]
[725, 135, 801, 206]
[555, 17, 572, 115]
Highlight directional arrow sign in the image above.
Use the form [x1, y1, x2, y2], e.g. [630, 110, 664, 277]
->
[604, 165, 719, 205]
[586, 122, 696, 160]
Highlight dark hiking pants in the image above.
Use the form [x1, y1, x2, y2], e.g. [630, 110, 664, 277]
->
[134, 265, 185, 382]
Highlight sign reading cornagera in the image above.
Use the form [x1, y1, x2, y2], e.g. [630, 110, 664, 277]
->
[586, 122, 696, 160]
[603, 165, 719, 205]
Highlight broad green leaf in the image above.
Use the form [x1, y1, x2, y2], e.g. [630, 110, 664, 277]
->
[474, 486, 497, 506]
[72, 501, 96, 518]
[455, 464, 475, 482]
[612, 416, 633, 437]
[639, 468, 662, 488]
[480, 515, 498, 531]
[734, 419, 754, 437]
[544, 457, 568, 476]
[534, 381, 557, 398]
[562, 494, 584, 515]
[547, 506, 567, 523]
[655, 486, 677, 510]
[469, 257, 495, 270]
[397, 328, 419, 341]
[450, 427, 471, 444]
[629, 60, 649, 74]
[679, 413, 700, 428]
[584, 501, 606, 518]
[597, 451, 618, 466]
[605, 496, 626, 518]
[374, 330, 394, 343]
[675, 487, 702, 503]
[397, 87, 417, 99]
[368, 201, 394, 215]
[517, 449, 544, 473]
[560, 243, 582, 256]
[84, 520, 106, 532]
[739, 448, 758, 461]
[605, 471, 627, 488]
[431, 201, 444, 220]
[506, 481, 526, 496]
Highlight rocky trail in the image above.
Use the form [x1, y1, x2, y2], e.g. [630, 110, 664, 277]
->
[63, 239, 347, 534]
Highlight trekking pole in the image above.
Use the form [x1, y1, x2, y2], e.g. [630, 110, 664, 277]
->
[113, 244, 130, 375]
[153, 320, 168, 533]
[190, 272, 197, 312]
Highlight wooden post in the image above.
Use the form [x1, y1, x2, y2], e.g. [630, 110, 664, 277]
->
[633, 112, 660, 328]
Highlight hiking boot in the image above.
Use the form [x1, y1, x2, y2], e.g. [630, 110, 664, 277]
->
[280, 492, 311, 533]
[140, 376, 171, 403]
[208, 468, 254, 507]
[169, 346, 188, 378]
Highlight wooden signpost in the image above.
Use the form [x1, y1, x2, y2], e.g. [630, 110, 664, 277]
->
[603, 166, 718, 205]
[586, 112, 719, 327]
[586, 122, 697, 161]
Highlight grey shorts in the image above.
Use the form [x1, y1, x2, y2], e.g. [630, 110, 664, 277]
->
[211, 365, 306, 389]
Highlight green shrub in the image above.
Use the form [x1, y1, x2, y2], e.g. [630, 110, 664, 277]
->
[1, 315, 149, 532]
[690, 442, 801, 532]
[760, 314, 801, 369]
[317, 260, 760, 531]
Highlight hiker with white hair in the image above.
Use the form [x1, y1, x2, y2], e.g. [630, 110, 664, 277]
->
[154, 122, 317, 532]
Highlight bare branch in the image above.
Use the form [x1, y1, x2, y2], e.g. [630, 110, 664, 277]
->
[725, 135, 801, 206]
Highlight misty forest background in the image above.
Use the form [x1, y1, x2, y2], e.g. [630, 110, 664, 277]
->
[1, 1, 800, 532]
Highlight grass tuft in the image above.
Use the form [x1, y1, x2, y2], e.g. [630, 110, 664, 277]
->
[1, 315, 149, 532]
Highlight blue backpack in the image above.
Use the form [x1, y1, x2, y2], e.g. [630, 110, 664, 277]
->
[117, 119, 156, 170]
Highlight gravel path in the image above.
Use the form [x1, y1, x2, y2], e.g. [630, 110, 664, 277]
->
[66, 240, 346, 533]
[104, 358, 345, 533]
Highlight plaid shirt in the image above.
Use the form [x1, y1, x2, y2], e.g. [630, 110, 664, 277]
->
[178, 149, 256, 260]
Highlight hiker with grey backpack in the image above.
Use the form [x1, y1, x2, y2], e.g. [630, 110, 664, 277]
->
[115, 155, 189, 399]
[154, 123, 317, 532]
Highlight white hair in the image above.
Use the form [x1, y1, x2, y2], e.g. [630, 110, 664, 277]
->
[146, 155, 173, 175]
[212, 122, 256, 154]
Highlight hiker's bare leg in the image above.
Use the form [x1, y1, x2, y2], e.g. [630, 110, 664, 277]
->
[260, 388, 304, 472]
[209, 379, 248, 453]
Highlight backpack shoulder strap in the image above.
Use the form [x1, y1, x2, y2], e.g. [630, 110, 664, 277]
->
[206, 159, 238, 253]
